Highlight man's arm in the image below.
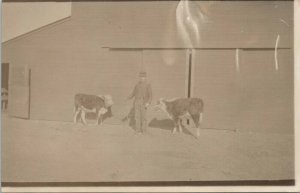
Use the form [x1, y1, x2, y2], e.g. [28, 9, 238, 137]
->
[127, 85, 136, 100]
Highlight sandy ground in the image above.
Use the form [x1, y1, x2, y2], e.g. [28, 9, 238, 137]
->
[1, 114, 294, 182]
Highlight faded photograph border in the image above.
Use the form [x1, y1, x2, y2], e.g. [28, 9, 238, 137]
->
[1, 0, 299, 192]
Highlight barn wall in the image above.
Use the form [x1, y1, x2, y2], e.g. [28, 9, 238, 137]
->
[30, 50, 141, 121]
[193, 50, 238, 130]
[1, 1, 293, 133]
[193, 49, 293, 133]
[143, 50, 188, 102]
[237, 49, 293, 133]
[99, 1, 293, 48]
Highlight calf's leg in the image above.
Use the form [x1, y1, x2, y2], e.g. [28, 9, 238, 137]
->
[178, 119, 183, 133]
[195, 112, 203, 138]
[191, 113, 202, 138]
[80, 109, 87, 125]
[97, 110, 103, 125]
[95, 109, 100, 125]
[172, 126, 177, 134]
[172, 118, 179, 134]
[198, 112, 203, 137]
[73, 107, 80, 123]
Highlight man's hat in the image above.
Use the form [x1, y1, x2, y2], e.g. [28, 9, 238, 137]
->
[139, 71, 147, 77]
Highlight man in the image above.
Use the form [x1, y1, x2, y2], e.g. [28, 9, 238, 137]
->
[127, 72, 152, 134]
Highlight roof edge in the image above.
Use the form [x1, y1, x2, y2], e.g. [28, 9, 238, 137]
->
[2, 16, 71, 45]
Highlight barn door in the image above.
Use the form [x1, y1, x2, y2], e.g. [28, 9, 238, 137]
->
[8, 65, 30, 119]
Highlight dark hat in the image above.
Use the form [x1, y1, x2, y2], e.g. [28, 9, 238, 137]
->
[139, 71, 147, 77]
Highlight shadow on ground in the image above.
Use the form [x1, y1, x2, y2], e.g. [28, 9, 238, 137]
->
[121, 107, 135, 131]
[148, 118, 195, 137]
[120, 108, 196, 138]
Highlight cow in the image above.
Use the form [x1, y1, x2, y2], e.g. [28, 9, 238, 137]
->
[156, 97, 204, 138]
[73, 94, 113, 125]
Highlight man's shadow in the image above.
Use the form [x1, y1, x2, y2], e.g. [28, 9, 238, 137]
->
[121, 107, 135, 131]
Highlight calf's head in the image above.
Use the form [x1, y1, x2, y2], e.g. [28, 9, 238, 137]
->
[154, 98, 167, 112]
[97, 94, 113, 118]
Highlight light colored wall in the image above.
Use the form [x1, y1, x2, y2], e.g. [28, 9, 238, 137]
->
[97, 1, 293, 48]
[143, 49, 188, 101]
[2, 2, 72, 42]
[193, 49, 293, 133]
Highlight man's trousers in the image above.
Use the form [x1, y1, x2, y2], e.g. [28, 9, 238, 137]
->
[134, 99, 147, 132]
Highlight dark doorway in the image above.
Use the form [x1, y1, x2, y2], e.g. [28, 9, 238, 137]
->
[2, 63, 9, 90]
[1, 63, 9, 111]
[187, 49, 192, 98]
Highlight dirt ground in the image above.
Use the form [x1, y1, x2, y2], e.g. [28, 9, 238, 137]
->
[1, 114, 294, 182]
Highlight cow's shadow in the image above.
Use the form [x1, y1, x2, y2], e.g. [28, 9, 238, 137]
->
[148, 118, 173, 131]
[148, 118, 195, 137]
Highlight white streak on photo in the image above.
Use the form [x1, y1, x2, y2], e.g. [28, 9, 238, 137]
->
[275, 34, 280, 71]
[235, 48, 240, 73]
[176, 0, 209, 48]
[280, 18, 290, 27]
